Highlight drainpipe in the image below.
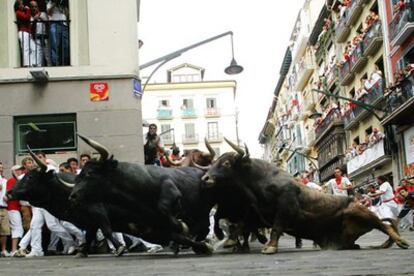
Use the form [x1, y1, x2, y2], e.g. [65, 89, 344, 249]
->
[378, 0, 393, 85]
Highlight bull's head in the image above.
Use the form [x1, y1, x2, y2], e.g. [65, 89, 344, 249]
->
[7, 146, 57, 204]
[69, 134, 117, 204]
[201, 137, 250, 188]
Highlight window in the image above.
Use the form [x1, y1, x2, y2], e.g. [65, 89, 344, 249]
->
[365, 126, 373, 136]
[213, 147, 220, 156]
[206, 98, 217, 108]
[207, 122, 219, 139]
[15, 114, 76, 154]
[172, 73, 201, 83]
[159, 99, 170, 108]
[184, 123, 195, 138]
[160, 124, 172, 142]
[182, 99, 194, 110]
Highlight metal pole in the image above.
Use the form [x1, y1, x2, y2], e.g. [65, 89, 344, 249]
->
[139, 31, 233, 70]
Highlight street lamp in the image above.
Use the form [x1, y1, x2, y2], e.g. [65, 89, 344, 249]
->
[139, 31, 243, 92]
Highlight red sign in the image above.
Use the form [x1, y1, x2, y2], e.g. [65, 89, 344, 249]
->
[90, 82, 109, 101]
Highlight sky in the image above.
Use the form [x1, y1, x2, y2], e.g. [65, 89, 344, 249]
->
[139, 0, 304, 158]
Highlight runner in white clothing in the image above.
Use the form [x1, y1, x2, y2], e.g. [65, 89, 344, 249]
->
[326, 167, 352, 196]
[370, 176, 399, 220]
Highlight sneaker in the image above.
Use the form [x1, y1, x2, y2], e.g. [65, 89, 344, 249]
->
[13, 248, 28, 257]
[146, 245, 163, 253]
[25, 251, 44, 258]
[66, 246, 76, 255]
[1, 251, 10, 257]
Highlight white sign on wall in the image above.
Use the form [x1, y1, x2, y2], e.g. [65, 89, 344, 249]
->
[404, 126, 414, 165]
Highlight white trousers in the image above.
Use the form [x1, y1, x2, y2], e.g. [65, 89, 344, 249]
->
[8, 210, 24, 239]
[29, 207, 75, 253]
[61, 221, 86, 246]
[18, 31, 33, 66]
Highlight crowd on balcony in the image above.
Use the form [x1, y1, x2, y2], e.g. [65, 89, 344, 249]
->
[14, 0, 70, 67]
[384, 64, 414, 112]
[393, 0, 408, 14]
[339, 11, 379, 66]
[345, 127, 385, 161]
[342, 66, 383, 116]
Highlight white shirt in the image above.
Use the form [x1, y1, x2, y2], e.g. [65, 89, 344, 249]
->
[327, 176, 352, 196]
[0, 176, 8, 207]
[306, 182, 322, 191]
[379, 181, 394, 202]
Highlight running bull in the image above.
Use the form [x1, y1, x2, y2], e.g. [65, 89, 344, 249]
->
[201, 138, 409, 253]
[7, 147, 133, 257]
[68, 134, 214, 254]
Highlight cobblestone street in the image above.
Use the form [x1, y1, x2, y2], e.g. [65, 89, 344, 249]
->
[1, 230, 413, 275]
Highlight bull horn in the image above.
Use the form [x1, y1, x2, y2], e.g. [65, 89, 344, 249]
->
[190, 154, 211, 171]
[224, 137, 244, 157]
[244, 143, 250, 159]
[165, 154, 184, 166]
[204, 138, 216, 159]
[77, 133, 109, 162]
[27, 145, 47, 172]
[57, 175, 75, 188]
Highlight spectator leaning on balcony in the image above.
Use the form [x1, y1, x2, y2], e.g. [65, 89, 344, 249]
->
[47, 0, 69, 66]
[30, 0, 49, 67]
[394, 0, 406, 14]
[15, 0, 35, 67]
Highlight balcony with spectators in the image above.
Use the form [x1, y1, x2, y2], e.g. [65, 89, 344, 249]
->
[389, 0, 414, 46]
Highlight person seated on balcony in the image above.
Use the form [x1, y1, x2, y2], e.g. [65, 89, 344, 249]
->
[14, 0, 35, 67]
[370, 65, 383, 85]
[355, 86, 368, 101]
[401, 65, 414, 98]
[30, 0, 48, 67]
[369, 128, 385, 146]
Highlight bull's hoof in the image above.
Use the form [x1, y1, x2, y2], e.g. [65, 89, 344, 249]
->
[75, 251, 88, 258]
[379, 238, 394, 249]
[257, 234, 268, 244]
[114, 245, 127, 257]
[396, 239, 410, 249]
[233, 244, 250, 253]
[223, 238, 238, 248]
[193, 242, 213, 255]
[261, 245, 278, 254]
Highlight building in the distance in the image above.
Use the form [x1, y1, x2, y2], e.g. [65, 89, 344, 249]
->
[142, 63, 239, 156]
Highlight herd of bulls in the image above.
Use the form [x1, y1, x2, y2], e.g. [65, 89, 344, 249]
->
[7, 134, 409, 258]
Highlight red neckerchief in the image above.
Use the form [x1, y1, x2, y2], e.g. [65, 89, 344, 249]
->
[335, 176, 342, 186]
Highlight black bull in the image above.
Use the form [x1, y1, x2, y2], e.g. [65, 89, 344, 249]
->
[7, 164, 134, 257]
[68, 134, 215, 254]
[202, 140, 410, 253]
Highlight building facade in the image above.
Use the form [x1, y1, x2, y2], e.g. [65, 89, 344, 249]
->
[260, 0, 414, 188]
[142, 63, 239, 156]
[0, 0, 142, 174]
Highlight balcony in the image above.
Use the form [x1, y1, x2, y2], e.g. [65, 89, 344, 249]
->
[362, 22, 383, 57]
[349, 42, 367, 74]
[157, 109, 173, 120]
[206, 134, 223, 143]
[315, 108, 343, 142]
[338, 60, 354, 86]
[344, 80, 385, 129]
[204, 108, 221, 118]
[347, 139, 391, 178]
[381, 71, 414, 126]
[15, 20, 71, 67]
[182, 134, 199, 145]
[315, 27, 334, 65]
[181, 108, 197, 119]
[290, 19, 310, 64]
[317, 133, 347, 182]
[293, 51, 316, 91]
[325, 66, 338, 89]
[389, 0, 414, 46]
[335, 0, 364, 43]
